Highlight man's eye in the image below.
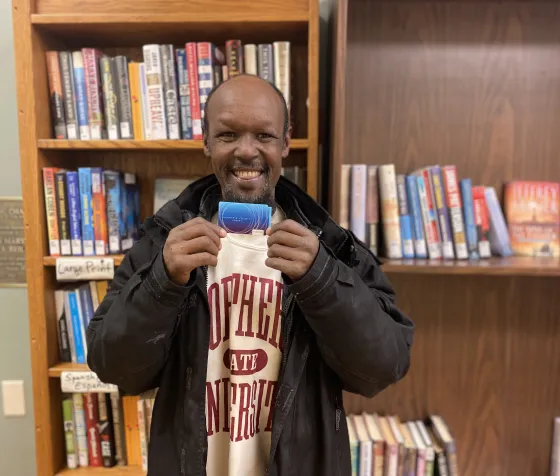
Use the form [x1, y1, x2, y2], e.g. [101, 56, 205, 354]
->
[257, 133, 273, 141]
[218, 132, 236, 141]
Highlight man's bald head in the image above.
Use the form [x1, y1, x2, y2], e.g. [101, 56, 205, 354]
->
[202, 74, 290, 141]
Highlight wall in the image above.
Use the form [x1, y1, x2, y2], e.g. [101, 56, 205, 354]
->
[0, 0, 36, 474]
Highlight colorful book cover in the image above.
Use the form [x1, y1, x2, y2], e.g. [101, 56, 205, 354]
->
[405, 175, 427, 258]
[504, 180, 560, 257]
[72, 393, 89, 467]
[430, 166, 455, 259]
[91, 167, 109, 255]
[484, 187, 513, 257]
[43, 167, 61, 256]
[416, 172, 441, 259]
[350, 164, 367, 243]
[441, 165, 468, 259]
[379, 165, 403, 259]
[176, 49, 193, 139]
[472, 186, 492, 258]
[78, 168, 95, 256]
[185, 42, 202, 139]
[84, 393, 102, 467]
[366, 165, 379, 255]
[45, 51, 67, 139]
[54, 170, 72, 256]
[104, 170, 123, 254]
[71, 51, 90, 140]
[62, 396, 78, 469]
[65, 171, 82, 255]
[66, 290, 85, 364]
[82, 48, 105, 139]
[460, 178, 479, 259]
[396, 174, 415, 258]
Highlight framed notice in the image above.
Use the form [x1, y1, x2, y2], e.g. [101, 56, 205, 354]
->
[0, 197, 26, 287]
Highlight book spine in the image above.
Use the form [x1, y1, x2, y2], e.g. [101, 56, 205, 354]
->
[273, 41, 290, 111]
[82, 48, 104, 139]
[84, 393, 102, 467]
[110, 393, 127, 465]
[197, 42, 214, 121]
[406, 175, 427, 258]
[372, 441, 384, 476]
[350, 164, 367, 243]
[365, 165, 379, 255]
[430, 166, 455, 259]
[137, 398, 149, 471]
[78, 284, 94, 328]
[59, 51, 78, 139]
[100, 56, 120, 140]
[119, 174, 128, 249]
[378, 164, 403, 259]
[244, 44, 258, 75]
[71, 51, 91, 140]
[138, 63, 151, 140]
[65, 171, 82, 255]
[123, 173, 139, 249]
[127, 63, 143, 139]
[339, 164, 352, 230]
[416, 448, 426, 476]
[98, 393, 117, 467]
[472, 186, 492, 258]
[416, 173, 441, 259]
[257, 44, 274, 83]
[91, 168, 108, 255]
[67, 291, 85, 364]
[160, 45, 180, 139]
[78, 168, 95, 256]
[54, 171, 72, 256]
[460, 178, 480, 259]
[176, 49, 193, 139]
[442, 165, 468, 259]
[142, 44, 167, 139]
[62, 292, 77, 363]
[72, 393, 89, 467]
[484, 186, 513, 257]
[45, 51, 67, 139]
[104, 170, 122, 254]
[54, 290, 71, 362]
[226, 39, 244, 77]
[396, 174, 415, 258]
[42, 167, 61, 256]
[114, 56, 133, 139]
[62, 396, 78, 469]
[185, 42, 202, 139]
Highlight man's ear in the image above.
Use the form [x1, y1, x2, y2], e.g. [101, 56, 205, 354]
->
[281, 125, 292, 159]
[203, 134, 210, 158]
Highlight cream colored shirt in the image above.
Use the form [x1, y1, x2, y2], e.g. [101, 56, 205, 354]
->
[206, 207, 285, 476]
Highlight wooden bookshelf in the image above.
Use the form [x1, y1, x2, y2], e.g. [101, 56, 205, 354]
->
[12, 0, 320, 474]
[43, 255, 125, 267]
[48, 363, 90, 378]
[330, 1, 560, 475]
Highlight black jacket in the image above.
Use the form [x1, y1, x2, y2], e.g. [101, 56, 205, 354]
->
[87, 174, 414, 476]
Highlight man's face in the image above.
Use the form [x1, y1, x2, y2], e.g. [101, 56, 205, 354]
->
[204, 76, 291, 207]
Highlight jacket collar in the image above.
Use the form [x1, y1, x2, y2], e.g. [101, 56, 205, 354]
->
[144, 174, 354, 264]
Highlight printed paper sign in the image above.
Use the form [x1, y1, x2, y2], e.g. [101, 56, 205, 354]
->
[60, 371, 118, 393]
[56, 257, 115, 281]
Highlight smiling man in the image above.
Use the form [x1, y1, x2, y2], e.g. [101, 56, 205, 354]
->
[87, 74, 414, 476]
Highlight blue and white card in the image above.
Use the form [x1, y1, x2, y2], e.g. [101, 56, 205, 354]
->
[217, 202, 272, 234]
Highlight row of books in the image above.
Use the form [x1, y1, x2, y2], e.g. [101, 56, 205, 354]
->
[62, 390, 156, 470]
[45, 40, 291, 141]
[347, 413, 458, 476]
[43, 167, 140, 257]
[342, 163, 560, 260]
[56, 280, 108, 364]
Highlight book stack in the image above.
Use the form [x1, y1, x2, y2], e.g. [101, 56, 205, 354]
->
[346, 413, 458, 476]
[341, 163, 522, 260]
[42, 167, 140, 257]
[61, 389, 156, 471]
[45, 41, 291, 141]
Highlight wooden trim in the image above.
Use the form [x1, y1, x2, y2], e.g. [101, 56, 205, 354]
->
[306, 0, 320, 201]
[56, 466, 143, 475]
[43, 255, 124, 266]
[48, 362, 89, 377]
[329, 0, 348, 219]
[38, 138, 309, 150]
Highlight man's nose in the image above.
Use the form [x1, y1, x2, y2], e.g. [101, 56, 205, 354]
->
[234, 134, 259, 160]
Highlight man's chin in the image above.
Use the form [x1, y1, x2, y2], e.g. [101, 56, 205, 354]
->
[222, 185, 274, 207]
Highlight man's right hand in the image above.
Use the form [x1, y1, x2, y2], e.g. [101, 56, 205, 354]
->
[162, 217, 226, 286]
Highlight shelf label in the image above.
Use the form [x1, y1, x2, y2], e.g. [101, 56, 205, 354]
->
[56, 257, 114, 281]
[60, 371, 118, 393]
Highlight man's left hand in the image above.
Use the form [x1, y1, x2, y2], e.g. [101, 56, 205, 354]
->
[265, 219, 320, 281]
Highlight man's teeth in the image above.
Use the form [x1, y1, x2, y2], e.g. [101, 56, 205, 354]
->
[235, 170, 261, 178]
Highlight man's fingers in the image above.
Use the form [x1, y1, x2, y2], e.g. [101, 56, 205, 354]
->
[181, 252, 218, 269]
[267, 243, 307, 261]
[267, 219, 309, 237]
[171, 223, 223, 250]
[265, 257, 302, 277]
[172, 218, 226, 239]
[181, 235, 220, 256]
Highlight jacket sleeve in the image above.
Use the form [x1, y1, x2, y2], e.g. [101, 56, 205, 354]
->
[86, 235, 191, 395]
[288, 238, 414, 398]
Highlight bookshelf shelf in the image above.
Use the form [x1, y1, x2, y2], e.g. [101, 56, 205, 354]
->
[56, 466, 142, 475]
[381, 257, 560, 277]
[38, 139, 309, 151]
[48, 363, 90, 378]
[43, 255, 124, 267]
